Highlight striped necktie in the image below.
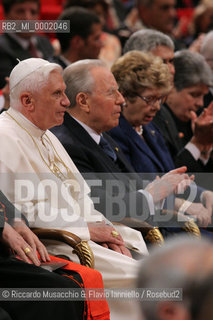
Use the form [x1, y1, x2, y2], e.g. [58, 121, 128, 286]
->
[99, 136, 117, 161]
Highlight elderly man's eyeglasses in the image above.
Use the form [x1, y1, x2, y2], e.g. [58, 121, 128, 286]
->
[136, 94, 167, 106]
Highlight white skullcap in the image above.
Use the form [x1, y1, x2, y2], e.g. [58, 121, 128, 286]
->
[9, 58, 60, 90]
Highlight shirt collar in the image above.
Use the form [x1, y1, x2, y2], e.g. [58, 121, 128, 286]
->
[71, 115, 101, 144]
[8, 33, 36, 50]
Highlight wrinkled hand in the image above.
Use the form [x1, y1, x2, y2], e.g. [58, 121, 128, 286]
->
[146, 167, 194, 203]
[201, 190, 213, 222]
[88, 221, 124, 245]
[88, 221, 131, 257]
[101, 243, 132, 258]
[13, 220, 50, 263]
[182, 202, 211, 227]
[2, 223, 42, 266]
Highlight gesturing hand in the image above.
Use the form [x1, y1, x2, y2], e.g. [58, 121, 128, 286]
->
[146, 167, 194, 203]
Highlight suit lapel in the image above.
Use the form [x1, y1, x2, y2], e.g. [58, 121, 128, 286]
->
[103, 132, 137, 173]
[62, 113, 145, 191]
[160, 106, 183, 151]
[120, 115, 165, 171]
[63, 113, 125, 176]
[143, 125, 169, 171]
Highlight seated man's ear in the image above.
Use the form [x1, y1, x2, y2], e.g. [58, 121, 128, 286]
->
[76, 92, 90, 113]
[157, 301, 190, 320]
[20, 92, 34, 110]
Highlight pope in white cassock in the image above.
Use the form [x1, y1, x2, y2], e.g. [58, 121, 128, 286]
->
[0, 58, 151, 320]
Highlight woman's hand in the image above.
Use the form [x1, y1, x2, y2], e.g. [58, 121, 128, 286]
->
[2, 222, 41, 266]
[12, 220, 50, 263]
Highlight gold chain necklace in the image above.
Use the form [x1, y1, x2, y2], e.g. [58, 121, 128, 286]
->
[6, 111, 73, 181]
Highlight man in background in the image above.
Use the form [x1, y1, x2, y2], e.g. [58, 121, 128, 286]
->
[0, 0, 54, 88]
[137, 0, 176, 35]
[52, 7, 103, 68]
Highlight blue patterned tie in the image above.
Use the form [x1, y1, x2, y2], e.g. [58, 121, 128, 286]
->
[99, 136, 117, 161]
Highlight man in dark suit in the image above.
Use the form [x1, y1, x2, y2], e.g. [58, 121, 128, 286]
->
[153, 50, 213, 178]
[51, 59, 197, 228]
[153, 103, 213, 175]
[51, 7, 103, 69]
[0, 0, 53, 88]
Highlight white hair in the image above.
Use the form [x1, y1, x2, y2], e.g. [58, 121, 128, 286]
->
[174, 50, 213, 90]
[123, 29, 174, 54]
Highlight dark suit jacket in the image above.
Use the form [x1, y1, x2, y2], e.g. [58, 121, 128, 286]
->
[153, 104, 213, 175]
[51, 113, 152, 222]
[0, 190, 28, 258]
[108, 114, 174, 174]
[153, 104, 184, 157]
[0, 190, 23, 239]
[0, 33, 53, 88]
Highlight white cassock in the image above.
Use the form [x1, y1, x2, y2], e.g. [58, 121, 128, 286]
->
[0, 108, 148, 320]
